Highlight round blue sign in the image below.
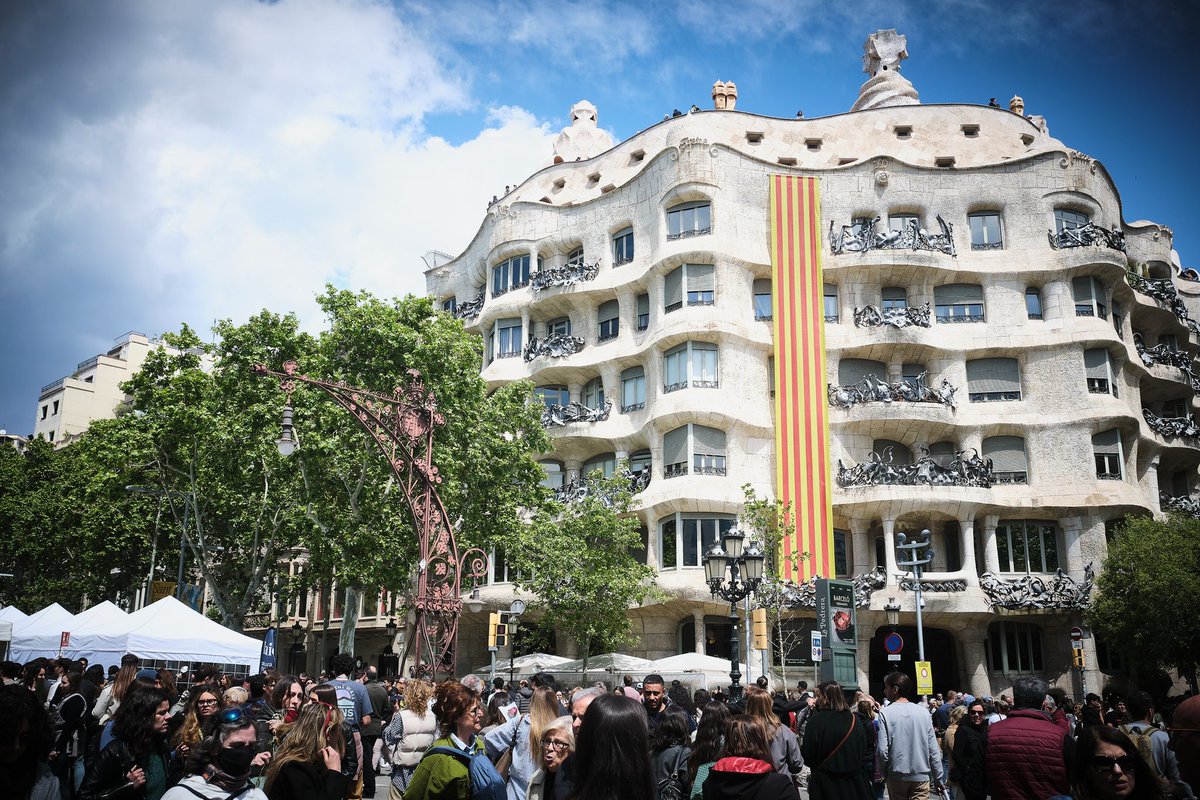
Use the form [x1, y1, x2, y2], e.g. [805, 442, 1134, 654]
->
[884, 632, 904, 654]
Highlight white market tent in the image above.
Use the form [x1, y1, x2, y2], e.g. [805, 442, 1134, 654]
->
[646, 652, 739, 690]
[11, 600, 129, 658]
[10, 597, 261, 672]
[0, 605, 28, 624]
[473, 651, 572, 677]
[13, 602, 73, 638]
[547, 652, 653, 686]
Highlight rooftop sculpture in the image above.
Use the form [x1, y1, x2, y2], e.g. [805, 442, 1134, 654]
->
[552, 100, 615, 164]
[851, 29, 920, 112]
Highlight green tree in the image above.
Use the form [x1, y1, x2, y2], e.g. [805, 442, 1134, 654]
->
[1089, 514, 1200, 689]
[510, 466, 657, 681]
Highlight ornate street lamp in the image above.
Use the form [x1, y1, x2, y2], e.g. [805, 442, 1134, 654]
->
[702, 527, 766, 701]
[254, 361, 488, 679]
[884, 597, 901, 629]
[385, 617, 398, 651]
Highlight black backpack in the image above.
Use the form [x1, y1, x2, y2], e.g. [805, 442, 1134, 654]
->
[656, 747, 688, 800]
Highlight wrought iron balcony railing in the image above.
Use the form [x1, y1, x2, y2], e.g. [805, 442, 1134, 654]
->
[830, 216, 956, 256]
[453, 292, 485, 321]
[530, 260, 600, 292]
[541, 399, 611, 428]
[667, 226, 712, 241]
[1162, 492, 1200, 517]
[1126, 271, 1200, 337]
[1133, 333, 1200, 391]
[1048, 223, 1126, 252]
[827, 372, 958, 409]
[664, 463, 689, 479]
[853, 302, 932, 329]
[837, 445, 995, 488]
[524, 332, 585, 362]
[979, 563, 1095, 610]
[1143, 408, 1200, 440]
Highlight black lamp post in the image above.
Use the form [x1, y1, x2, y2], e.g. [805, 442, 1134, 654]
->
[702, 528, 765, 701]
[291, 620, 304, 672]
[385, 617, 398, 651]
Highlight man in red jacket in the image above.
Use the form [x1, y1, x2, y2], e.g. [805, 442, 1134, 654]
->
[974, 676, 1075, 800]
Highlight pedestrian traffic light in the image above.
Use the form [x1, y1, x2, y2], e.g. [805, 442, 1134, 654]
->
[752, 608, 769, 650]
[1073, 648, 1086, 669]
[487, 612, 509, 648]
[487, 612, 500, 647]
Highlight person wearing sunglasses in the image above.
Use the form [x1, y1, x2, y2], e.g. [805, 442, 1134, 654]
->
[1070, 726, 1164, 800]
[952, 701, 988, 800]
[527, 717, 574, 800]
[160, 708, 270, 800]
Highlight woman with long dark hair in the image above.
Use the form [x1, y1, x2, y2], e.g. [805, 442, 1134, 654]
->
[264, 703, 347, 800]
[744, 686, 803, 786]
[79, 685, 173, 800]
[306, 683, 358, 787]
[0, 683, 60, 800]
[798, 680, 871, 799]
[566, 693, 654, 800]
[171, 688, 224, 769]
[651, 705, 693, 797]
[700, 715, 795, 800]
[1070, 725, 1167, 800]
[688, 702, 731, 799]
[161, 709, 269, 800]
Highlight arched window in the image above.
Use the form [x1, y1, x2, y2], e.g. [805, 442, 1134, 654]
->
[582, 452, 617, 479]
[753, 279, 772, 320]
[926, 441, 956, 468]
[1073, 276, 1108, 319]
[873, 439, 912, 466]
[582, 377, 605, 410]
[969, 211, 1003, 250]
[613, 227, 634, 265]
[1093, 429, 1123, 480]
[538, 460, 565, 490]
[546, 316, 571, 336]
[598, 300, 620, 342]
[1084, 349, 1117, 397]
[1055, 208, 1089, 233]
[839, 359, 887, 386]
[882, 287, 908, 310]
[621, 366, 646, 412]
[1025, 287, 1043, 320]
[491, 254, 531, 296]
[986, 622, 1044, 673]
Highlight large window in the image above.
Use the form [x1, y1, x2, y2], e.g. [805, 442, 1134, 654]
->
[966, 358, 1021, 402]
[1093, 429, 1123, 480]
[666, 201, 712, 240]
[492, 254, 531, 296]
[983, 436, 1028, 484]
[753, 279, 772, 320]
[613, 227, 634, 265]
[534, 385, 570, 407]
[545, 316, 571, 337]
[494, 319, 522, 359]
[663, 424, 727, 478]
[1025, 287, 1043, 320]
[881, 287, 908, 310]
[824, 284, 839, 322]
[582, 452, 617, 479]
[1084, 348, 1117, 397]
[1055, 208, 1090, 233]
[664, 341, 718, 392]
[538, 460, 565, 490]
[442, 297, 457, 313]
[657, 513, 736, 569]
[987, 622, 1044, 673]
[637, 294, 650, 331]
[621, 366, 646, 412]
[838, 358, 887, 386]
[566, 247, 584, 267]
[969, 211, 1003, 250]
[996, 520, 1060, 573]
[598, 300, 620, 342]
[935, 284, 984, 323]
[1073, 276, 1108, 319]
[664, 264, 716, 312]
[582, 377, 605, 410]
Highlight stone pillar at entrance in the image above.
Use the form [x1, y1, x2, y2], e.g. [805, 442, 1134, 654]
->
[856, 621, 876, 691]
[960, 515, 979, 587]
[981, 514, 1000, 574]
[851, 519, 871, 576]
[883, 518, 899, 586]
[961, 633, 990, 698]
[693, 610, 706, 655]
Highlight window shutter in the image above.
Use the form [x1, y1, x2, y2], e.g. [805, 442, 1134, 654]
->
[598, 299, 619, 322]
[935, 283, 983, 304]
[1072, 276, 1096, 304]
[927, 441, 956, 467]
[1084, 348, 1109, 379]
[621, 365, 644, 382]
[688, 264, 715, 291]
[983, 436, 1027, 472]
[637, 293, 650, 315]
[663, 427, 689, 465]
[753, 279, 771, 295]
[1092, 429, 1120, 455]
[882, 287, 907, 302]
[966, 358, 1020, 393]
[838, 358, 888, 386]
[824, 283, 837, 297]
[692, 425, 726, 455]
[664, 268, 683, 306]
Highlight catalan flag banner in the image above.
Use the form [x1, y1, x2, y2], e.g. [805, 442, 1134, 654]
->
[770, 175, 833, 582]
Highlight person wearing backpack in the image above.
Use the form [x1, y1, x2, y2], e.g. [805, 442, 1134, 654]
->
[1120, 691, 1181, 796]
[323, 656, 372, 800]
[403, 680, 505, 800]
[650, 706, 692, 800]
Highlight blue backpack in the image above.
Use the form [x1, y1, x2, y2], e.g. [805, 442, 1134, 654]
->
[423, 745, 507, 800]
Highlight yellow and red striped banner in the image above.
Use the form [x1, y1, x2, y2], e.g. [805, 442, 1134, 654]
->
[770, 174, 833, 582]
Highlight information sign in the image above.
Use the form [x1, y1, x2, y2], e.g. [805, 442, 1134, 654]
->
[916, 660, 933, 696]
[811, 630, 822, 662]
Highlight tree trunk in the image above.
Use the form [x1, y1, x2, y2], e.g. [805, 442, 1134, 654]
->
[339, 586, 361, 656]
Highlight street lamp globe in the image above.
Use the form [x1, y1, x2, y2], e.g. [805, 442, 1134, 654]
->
[741, 540, 766, 584]
[276, 405, 297, 457]
[465, 586, 483, 614]
[722, 527, 745, 559]
[702, 543, 727, 587]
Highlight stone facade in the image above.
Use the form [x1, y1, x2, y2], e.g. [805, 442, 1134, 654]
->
[425, 31, 1192, 698]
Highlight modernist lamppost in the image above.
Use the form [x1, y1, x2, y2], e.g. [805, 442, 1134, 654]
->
[254, 361, 488, 679]
[896, 530, 934, 695]
[702, 528, 765, 701]
[884, 598, 901, 630]
[291, 620, 305, 672]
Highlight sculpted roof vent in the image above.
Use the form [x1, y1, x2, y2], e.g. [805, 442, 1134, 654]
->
[552, 100, 615, 164]
[851, 29, 920, 112]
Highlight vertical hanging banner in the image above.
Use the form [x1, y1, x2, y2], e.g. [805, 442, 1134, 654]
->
[770, 174, 833, 582]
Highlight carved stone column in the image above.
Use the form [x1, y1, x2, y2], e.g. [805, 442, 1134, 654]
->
[856, 621, 877, 691]
[564, 459, 582, 488]
[883, 518, 899, 586]
[520, 308, 532, 342]
[960, 515, 980, 586]
[982, 514, 1000, 574]
[960, 633, 991, 697]
[1043, 279, 1068, 323]
[694, 609, 706, 655]
[851, 519, 872, 576]
[1060, 515, 1085, 580]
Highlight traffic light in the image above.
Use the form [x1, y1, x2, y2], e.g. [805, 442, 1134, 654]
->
[752, 608, 769, 650]
[487, 612, 500, 648]
[1073, 648, 1086, 669]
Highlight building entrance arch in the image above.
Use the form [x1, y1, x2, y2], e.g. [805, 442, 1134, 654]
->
[868, 626, 958, 699]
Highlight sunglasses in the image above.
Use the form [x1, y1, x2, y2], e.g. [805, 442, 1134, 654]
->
[1091, 755, 1136, 774]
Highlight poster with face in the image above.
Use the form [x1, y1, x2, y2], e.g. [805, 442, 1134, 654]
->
[829, 582, 856, 645]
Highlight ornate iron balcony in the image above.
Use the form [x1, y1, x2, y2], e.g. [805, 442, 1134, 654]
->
[767, 566, 887, 609]
[454, 291, 485, 321]
[620, 401, 645, 413]
[667, 226, 712, 241]
[824, 314, 839, 323]
[694, 465, 727, 476]
[993, 471, 1028, 485]
[979, 563, 1095, 610]
[969, 391, 1021, 403]
[970, 241, 1003, 251]
[524, 332, 585, 362]
[692, 380, 719, 389]
[1096, 471, 1123, 481]
[828, 372, 958, 410]
[1133, 333, 1200, 391]
[837, 445, 995, 488]
[554, 465, 650, 506]
[935, 311, 985, 324]
[663, 381, 687, 394]
[853, 302, 932, 328]
[830, 215, 956, 256]
[1126, 271, 1200, 336]
[598, 331, 618, 343]
[1162, 492, 1200, 517]
[541, 399, 611, 428]
[614, 255, 634, 267]
[755, 312, 773, 321]
[1143, 408, 1200, 440]
[1048, 223, 1126, 252]
[664, 301, 683, 313]
[900, 578, 967, 592]
[664, 463, 689, 479]
[530, 260, 600, 292]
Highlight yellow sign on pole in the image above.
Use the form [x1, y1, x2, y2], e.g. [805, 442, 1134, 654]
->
[151, 581, 176, 603]
[916, 661, 933, 696]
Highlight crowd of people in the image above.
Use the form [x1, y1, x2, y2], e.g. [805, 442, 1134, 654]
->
[2, 652, 1198, 800]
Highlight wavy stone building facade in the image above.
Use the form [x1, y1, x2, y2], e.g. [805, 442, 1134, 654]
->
[426, 31, 1195, 696]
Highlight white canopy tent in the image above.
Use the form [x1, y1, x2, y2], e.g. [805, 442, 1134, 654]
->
[10, 597, 262, 672]
[0, 605, 28, 625]
[546, 652, 654, 686]
[10, 600, 129, 659]
[645, 652, 739, 690]
[473, 652, 573, 677]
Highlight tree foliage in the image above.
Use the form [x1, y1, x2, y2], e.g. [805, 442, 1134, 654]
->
[1089, 514, 1200, 682]
[510, 466, 657, 675]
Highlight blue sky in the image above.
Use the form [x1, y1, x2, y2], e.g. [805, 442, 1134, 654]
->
[1, 0, 1197, 435]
